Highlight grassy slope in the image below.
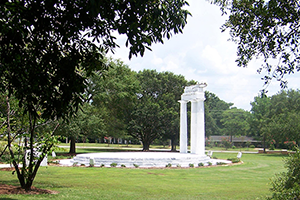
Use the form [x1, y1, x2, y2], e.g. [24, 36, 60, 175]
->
[0, 152, 286, 200]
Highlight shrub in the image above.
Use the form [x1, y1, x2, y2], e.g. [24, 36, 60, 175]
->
[176, 164, 181, 168]
[246, 141, 251, 148]
[189, 163, 194, 168]
[250, 144, 255, 148]
[48, 160, 59, 164]
[208, 162, 212, 166]
[227, 158, 240, 163]
[269, 144, 275, 150]
[268, 147, 300, 199]
[232, 146, 236, 149]
[110, 163, 117, 167]
[165, 163, 172, 168]
[198, 163, 204, 167]
[133, 164, 139, 168]
[284, 141, 297, 151]
[100, 164, 105, 167]
[121, 164, 126, 168]
[217, 162, 226, 165]
[221, 137, 232, 150]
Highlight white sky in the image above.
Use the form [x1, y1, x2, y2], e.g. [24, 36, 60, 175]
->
[108, 0, 300, 111]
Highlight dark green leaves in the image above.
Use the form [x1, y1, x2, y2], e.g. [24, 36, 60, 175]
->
[1, 0, 189, 120]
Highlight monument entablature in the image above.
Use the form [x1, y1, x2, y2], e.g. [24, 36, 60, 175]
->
[181, 83, 207, 101]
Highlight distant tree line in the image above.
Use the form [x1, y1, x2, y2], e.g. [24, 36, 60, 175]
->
[51, 58, 300, 153]
[3, 58, 298, 154]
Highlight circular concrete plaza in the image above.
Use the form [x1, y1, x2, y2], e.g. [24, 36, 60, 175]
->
[59, 152, 231, 168]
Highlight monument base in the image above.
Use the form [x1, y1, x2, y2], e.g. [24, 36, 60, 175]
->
[64, 152, 228, 168]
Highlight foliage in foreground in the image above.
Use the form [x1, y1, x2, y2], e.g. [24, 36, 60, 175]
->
[269, 148, 300, 199]
[1, 0, 190, 191]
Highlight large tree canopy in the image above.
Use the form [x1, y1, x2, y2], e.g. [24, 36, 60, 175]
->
[1, 0, 190, 119]
[90, 58, 140, 139]
[215, 0, 300, 87]
[128, 70, 191, 151]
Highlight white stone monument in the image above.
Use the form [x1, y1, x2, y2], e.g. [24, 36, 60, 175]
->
[179, 83, 207, 155]
[68, 82, 217, 168]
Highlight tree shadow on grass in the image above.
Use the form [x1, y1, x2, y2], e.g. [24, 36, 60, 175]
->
[56, 148, 140, 155]
[259, 153, 289, 158]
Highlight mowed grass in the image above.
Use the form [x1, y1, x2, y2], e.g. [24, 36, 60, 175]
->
[0, 153, 286, 200]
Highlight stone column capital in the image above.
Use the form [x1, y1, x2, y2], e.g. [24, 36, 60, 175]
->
[178, 100, 188, 104]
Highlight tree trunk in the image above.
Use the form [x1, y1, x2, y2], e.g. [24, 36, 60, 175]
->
[142, 142, 150, 151]
[263, 134, 266, 153]
[6, 96, 26, 189]
[69, 137, 76, 154]
[170, 137, 177, 152]
[23, 123, 59, 191]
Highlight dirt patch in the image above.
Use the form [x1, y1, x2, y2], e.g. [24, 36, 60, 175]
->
[0, 168, 59, 195]
[0, 184, 59, 195]
[0, 167, 15, 171]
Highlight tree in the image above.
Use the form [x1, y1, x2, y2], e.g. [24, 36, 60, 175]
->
[250, 90, 300, 151]
[267, 111, 300, 150]
[128, 97, 163, 151]
[2, 95, 60, 191]
[266, 90, 300, 149]
[221, 107, 250, 142]
[249, 94, 272, 152]
[57, 103, 106, 154]
[1, 0, 190, 190]
[158, 72, 191, 151]
[204, 103, 219, 138]
[90, 59, 140, 141]
[216, 0, 300, 87]
[128, 70, 189, 151]
[205, 91, 233, 135]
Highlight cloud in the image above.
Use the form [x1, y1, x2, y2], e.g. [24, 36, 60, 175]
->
[108, 0, 300, 111]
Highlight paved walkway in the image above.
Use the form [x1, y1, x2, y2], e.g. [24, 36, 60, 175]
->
[0, 164, 13, 168]
[0, 163, 23, 169]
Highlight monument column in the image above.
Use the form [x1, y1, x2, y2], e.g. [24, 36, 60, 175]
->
[179, 100, 188, 153]
[190, 100, 197, 154]
[195, 97, 205, 155]
[179, 82, 207, 156]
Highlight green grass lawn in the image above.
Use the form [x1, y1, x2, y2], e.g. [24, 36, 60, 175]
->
[0, 152, 287, 200]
